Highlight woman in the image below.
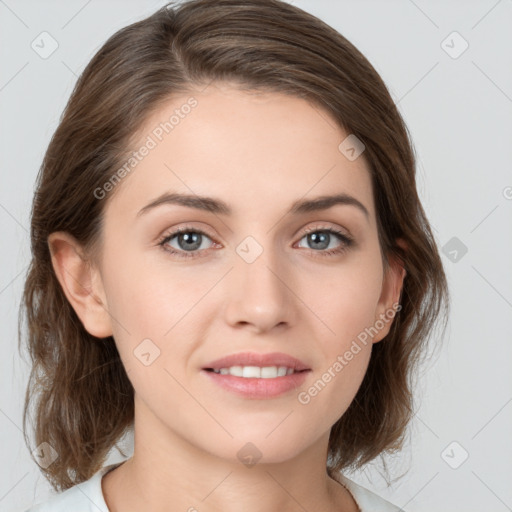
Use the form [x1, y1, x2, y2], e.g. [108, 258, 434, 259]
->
[20, 1, 449, 510]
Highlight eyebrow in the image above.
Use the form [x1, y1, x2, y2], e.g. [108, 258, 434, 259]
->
[136, 191, 370, 221]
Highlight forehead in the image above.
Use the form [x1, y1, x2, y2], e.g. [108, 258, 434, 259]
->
[104, 83, 375, 223]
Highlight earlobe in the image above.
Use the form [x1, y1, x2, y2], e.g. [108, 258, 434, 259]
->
[47, 231, 113, 339]
[372, 238, 407, 344]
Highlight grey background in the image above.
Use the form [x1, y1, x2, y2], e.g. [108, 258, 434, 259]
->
[1, 1, 511, 511]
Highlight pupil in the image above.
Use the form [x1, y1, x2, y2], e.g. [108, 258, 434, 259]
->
[179, 232, 201, 251]
[309, 232, 329, 250]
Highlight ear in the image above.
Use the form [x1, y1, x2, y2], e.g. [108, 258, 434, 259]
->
[47, 231, 113, 339]
[372, 238, 407, 343]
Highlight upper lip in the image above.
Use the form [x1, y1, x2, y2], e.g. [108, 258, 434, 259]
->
[202, 352, 310, 371]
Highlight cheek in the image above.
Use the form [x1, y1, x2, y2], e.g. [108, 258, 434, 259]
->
[297, 268, 380, 423]
[101, 249, 214, 378]
[302, 253, 384, 343]
[102, 244, 195, 329]
[297, 253, 382, 406]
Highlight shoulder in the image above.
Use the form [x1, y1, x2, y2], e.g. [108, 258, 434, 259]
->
[23, 463, 122, 512]
[334, 472, 405, 512]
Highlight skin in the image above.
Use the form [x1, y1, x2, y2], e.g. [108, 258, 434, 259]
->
[49, 82, 406, 512]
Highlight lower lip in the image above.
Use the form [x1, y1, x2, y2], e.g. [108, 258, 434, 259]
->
[201, 369, 310, 399]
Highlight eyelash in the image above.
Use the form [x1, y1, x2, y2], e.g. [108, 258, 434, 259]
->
[157, 224, 354, 259]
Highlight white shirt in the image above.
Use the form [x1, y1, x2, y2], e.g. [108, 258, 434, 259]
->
[24, 462, 403, 511]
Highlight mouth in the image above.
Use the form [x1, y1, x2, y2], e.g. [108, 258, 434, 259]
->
[200, 352, 311, 399]
[203, 366, 310, 378]
[202, 351, 310, 373]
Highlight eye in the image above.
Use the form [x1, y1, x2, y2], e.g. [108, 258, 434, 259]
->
[295, 226, 354, 257]
[157, 224, 354, 259]
[158, 226, 216, 259]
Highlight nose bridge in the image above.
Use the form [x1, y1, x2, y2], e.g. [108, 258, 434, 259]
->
[224, 233, 294, 330]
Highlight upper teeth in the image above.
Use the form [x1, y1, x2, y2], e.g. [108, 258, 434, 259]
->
[213, 366, 296, 378]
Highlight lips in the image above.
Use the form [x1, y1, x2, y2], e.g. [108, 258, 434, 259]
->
[202, 351, 311, 372]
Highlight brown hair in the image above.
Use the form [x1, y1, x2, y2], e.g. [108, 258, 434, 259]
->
[19, 0, 449, 492]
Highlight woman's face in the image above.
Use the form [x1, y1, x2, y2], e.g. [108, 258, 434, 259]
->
[91, 82, 403, 464]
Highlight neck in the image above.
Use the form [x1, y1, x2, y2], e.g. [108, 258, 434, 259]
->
[102, 395, 358, 512]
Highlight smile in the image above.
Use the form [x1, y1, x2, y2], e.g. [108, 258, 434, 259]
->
[206, 366, 306, 378]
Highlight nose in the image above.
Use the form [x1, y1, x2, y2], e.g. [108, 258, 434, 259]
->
[223, 246, 296, 334]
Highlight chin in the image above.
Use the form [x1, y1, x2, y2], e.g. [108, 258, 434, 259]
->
[205, 430, 313, 467]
